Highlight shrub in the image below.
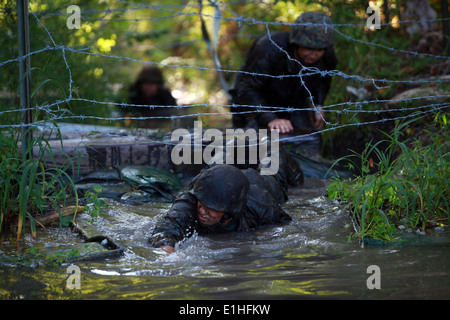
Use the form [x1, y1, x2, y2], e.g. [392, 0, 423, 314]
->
[328, 113, 449, 243]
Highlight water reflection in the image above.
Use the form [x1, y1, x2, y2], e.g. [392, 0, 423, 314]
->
[1, 193, 449, 299]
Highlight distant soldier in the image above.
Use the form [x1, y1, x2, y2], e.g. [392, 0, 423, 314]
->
[231, 11, 337, 133]
[124, 65, 177, 128]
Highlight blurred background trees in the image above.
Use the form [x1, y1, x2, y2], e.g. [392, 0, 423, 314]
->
[1, 0, 448, 156]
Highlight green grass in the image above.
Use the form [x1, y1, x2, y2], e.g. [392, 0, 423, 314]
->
[0, 125, 79, 247]
[327, 113, 449, 243]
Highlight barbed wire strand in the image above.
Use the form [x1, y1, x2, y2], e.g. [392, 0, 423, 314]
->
[1, 1, 449, 150]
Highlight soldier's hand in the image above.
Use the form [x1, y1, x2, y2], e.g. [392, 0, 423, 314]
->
[268, 118, 293, 133]
[159, 245, 175, 254]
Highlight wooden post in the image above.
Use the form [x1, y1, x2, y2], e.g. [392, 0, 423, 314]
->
[383, 0, 390, 28]
[443, 0, 450, 55]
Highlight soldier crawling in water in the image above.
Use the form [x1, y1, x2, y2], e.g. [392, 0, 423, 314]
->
[149, 147, 303, 254]
[148, 11, 336, 253]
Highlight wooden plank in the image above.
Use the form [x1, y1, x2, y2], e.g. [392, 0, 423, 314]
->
[32, 123, 321, 177]
[33, 134, 174, 176]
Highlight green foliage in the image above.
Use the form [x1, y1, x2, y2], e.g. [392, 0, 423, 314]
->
[315, 1, 446, 158]
[2, 0, 445, 130]
[1, 0, 447, 128]
[0, 125, 79, 245]
[1, 0, 324, 127]
[328, 113, 450, 243]
[1, 0, 448, 244]
[26, 246, 81, 266]
[82, 185, 109, 222]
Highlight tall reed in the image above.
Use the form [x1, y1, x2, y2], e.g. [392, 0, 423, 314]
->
[328, 113, 449, 243]
[0, 125, 79, 247]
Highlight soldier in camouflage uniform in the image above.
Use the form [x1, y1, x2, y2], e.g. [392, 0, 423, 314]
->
[149, 148, 303, 254]
[230, 11, 337, 133]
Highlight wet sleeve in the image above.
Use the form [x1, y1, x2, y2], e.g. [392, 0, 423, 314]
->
[239, 184, 291, 231]
[149, 192, 198, 248]
[159, 87, 177, 106]
[234, 45, 278, 127]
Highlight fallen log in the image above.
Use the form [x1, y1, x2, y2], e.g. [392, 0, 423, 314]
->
[27, 205, 85, 228]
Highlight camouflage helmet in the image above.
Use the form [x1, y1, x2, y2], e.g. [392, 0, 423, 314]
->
[136, 65, 164, 84]
[289, 11, 334, 49]
[189, 164, 250, 219]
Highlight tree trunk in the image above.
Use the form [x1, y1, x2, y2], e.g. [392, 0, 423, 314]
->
[402, 0, 437, 36]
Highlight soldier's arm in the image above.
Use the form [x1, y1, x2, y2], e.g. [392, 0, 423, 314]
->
[148, 192, 198, 250]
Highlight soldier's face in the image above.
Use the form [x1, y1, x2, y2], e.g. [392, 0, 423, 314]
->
[197, 202, 225, 226]
[295, 46, 325, 65]
[140, 82, 159, 97]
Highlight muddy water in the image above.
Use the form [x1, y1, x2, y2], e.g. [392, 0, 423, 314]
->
[1, 185, 449, 300]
